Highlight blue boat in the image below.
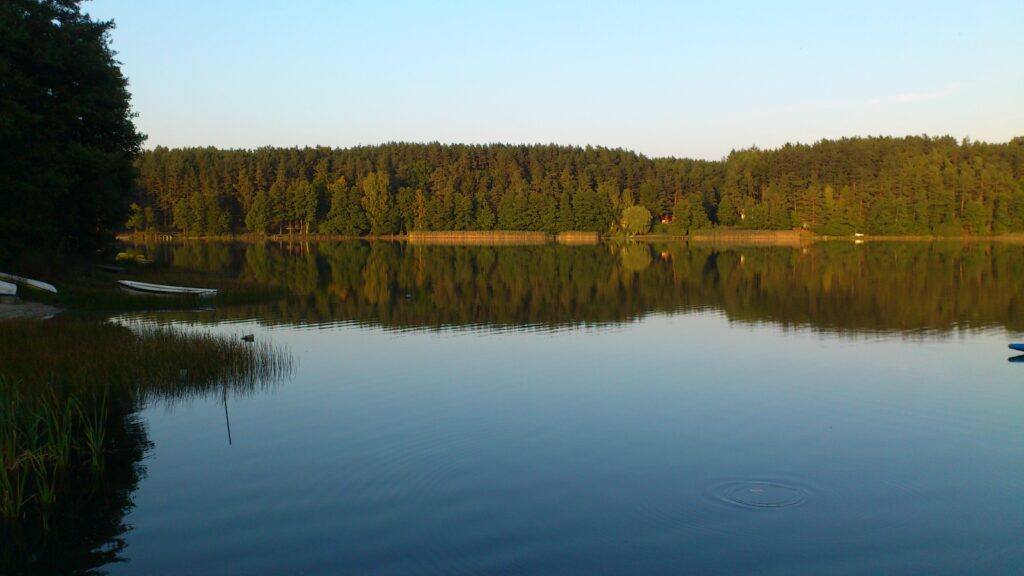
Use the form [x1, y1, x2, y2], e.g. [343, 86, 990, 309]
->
[1010, 343, 1024, 353]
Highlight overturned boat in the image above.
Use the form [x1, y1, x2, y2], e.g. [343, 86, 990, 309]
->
[118, 280, 217, 297]
[0, 272, 57, 293]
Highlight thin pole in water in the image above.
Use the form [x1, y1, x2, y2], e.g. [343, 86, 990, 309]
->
[223, 382, 233, 446]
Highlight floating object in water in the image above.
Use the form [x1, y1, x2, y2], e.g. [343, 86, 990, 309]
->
[241, 334, 255, 342]
[1009, 344, 1024, 353]
[115, 252, 152, 264]
[0, 272, 57, 293]
[1009, 355, 1024, 363]
[118, 280, 217, 297]
[0, 280, 16, 296]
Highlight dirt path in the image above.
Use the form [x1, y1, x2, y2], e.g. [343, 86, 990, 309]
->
[0, 297, 61, 321]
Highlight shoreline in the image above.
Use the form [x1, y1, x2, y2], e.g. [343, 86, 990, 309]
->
[116, 231, 1024, 246]
[0, 297, 61, 321]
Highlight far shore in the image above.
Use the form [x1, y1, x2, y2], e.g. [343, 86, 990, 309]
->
[116, 230, 1024, 247]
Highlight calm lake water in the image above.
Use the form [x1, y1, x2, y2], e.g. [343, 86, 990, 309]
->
[14, 241, 1024, 574]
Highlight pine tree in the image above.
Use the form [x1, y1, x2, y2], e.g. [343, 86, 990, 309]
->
[245, 189, 272, 234]
[474, 191, 495, 230]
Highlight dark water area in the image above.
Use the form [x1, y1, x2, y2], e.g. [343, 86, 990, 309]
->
[5, 240, 1024, 575]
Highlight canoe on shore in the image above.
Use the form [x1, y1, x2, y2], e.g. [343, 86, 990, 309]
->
[0, 281, 16, 296]
[118, 280, 217, 297]
[0, 272, 57, 293]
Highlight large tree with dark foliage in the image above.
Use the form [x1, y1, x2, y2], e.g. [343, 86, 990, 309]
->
[0, 0, 143, 261]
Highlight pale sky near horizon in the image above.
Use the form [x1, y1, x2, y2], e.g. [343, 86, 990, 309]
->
[85, 0, 1023, 160]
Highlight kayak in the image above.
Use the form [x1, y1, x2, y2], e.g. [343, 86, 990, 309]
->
[1009, 344, 1024, 353]
[118, 280, 217, 297]
[0, 272, 57, 293]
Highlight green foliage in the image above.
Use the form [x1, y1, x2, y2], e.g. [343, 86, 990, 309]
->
[245, 190, 272, 234]
[125, 203, 145, 231]
[621, 205, 652, 235]
[321, 178, 367, 236]
[0, 0, 144, 261]
[128, 137, 1024, 238]
[360, 172, 394, 235]
[717, 194, 738, 226]
[637, 180, 663, 215]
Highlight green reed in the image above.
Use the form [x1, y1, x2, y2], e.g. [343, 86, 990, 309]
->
[75, 391, 108, 471]
[0, 319, 292, 396]
[0, 383, 96, 519]
[0, 320, 293, 522]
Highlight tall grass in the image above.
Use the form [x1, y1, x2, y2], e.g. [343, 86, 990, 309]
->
[407, 231, 551, 245]
[0, 319, 292, 399]
[0, 319, 293, 523]
[0, 383, 96, 519]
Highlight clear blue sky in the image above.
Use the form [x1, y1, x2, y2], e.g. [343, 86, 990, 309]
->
[85, 0, 1023, 159]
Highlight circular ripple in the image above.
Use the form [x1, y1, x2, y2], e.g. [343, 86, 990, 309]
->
[711, 480, 811, 509]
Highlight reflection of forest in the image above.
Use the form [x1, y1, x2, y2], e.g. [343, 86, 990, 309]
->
[140, 240, 1024, 333]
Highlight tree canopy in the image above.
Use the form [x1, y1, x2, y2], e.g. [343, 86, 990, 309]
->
[130, 136, 1024, 237]
[0, 0, 144, 261]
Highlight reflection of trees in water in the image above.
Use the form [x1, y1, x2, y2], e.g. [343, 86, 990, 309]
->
[139, 240, 1024, 334]
[0, 323, 293, 575]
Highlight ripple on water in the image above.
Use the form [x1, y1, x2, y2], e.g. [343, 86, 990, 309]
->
[709, 480, 812, 510]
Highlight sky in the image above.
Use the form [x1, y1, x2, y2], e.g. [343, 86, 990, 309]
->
[85, 0, 1024, 160]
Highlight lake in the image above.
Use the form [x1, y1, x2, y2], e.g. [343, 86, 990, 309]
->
[6, 240, 1024, 575]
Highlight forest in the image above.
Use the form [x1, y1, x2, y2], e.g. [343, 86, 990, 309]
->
[129, 136, 1024, 238]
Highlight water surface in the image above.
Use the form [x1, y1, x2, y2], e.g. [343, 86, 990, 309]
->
[13, 241, 1024, 575]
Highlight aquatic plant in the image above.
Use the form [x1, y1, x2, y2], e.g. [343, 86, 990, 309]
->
[0, 382, 104, 520]
[0, 319, 292, 398]
[0, 321, 293, 523]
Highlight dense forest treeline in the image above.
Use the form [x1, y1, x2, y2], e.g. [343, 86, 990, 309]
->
[123, 240, 1024, 334]
[129, 136, 1024, 238]
[1, 0, 143, 261]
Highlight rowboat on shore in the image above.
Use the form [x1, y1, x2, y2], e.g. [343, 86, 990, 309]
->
[0, 273, 58, 293]
[118, 280, 217, 297]
[0, 281, 16, 296]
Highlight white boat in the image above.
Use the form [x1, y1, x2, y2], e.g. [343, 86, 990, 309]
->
[0, 272, 57, 293]
[118, 280, 217, 297]
[0, 280, 16, 296]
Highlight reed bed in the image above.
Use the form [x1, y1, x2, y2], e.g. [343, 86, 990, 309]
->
[688, 229, 806, 246]
[0, 382, 110, 520]
[0, 319, 292, 398]
[0, 319, 293, 523]
[555, 231, 600, 245]
[407, 231, 551, 245]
